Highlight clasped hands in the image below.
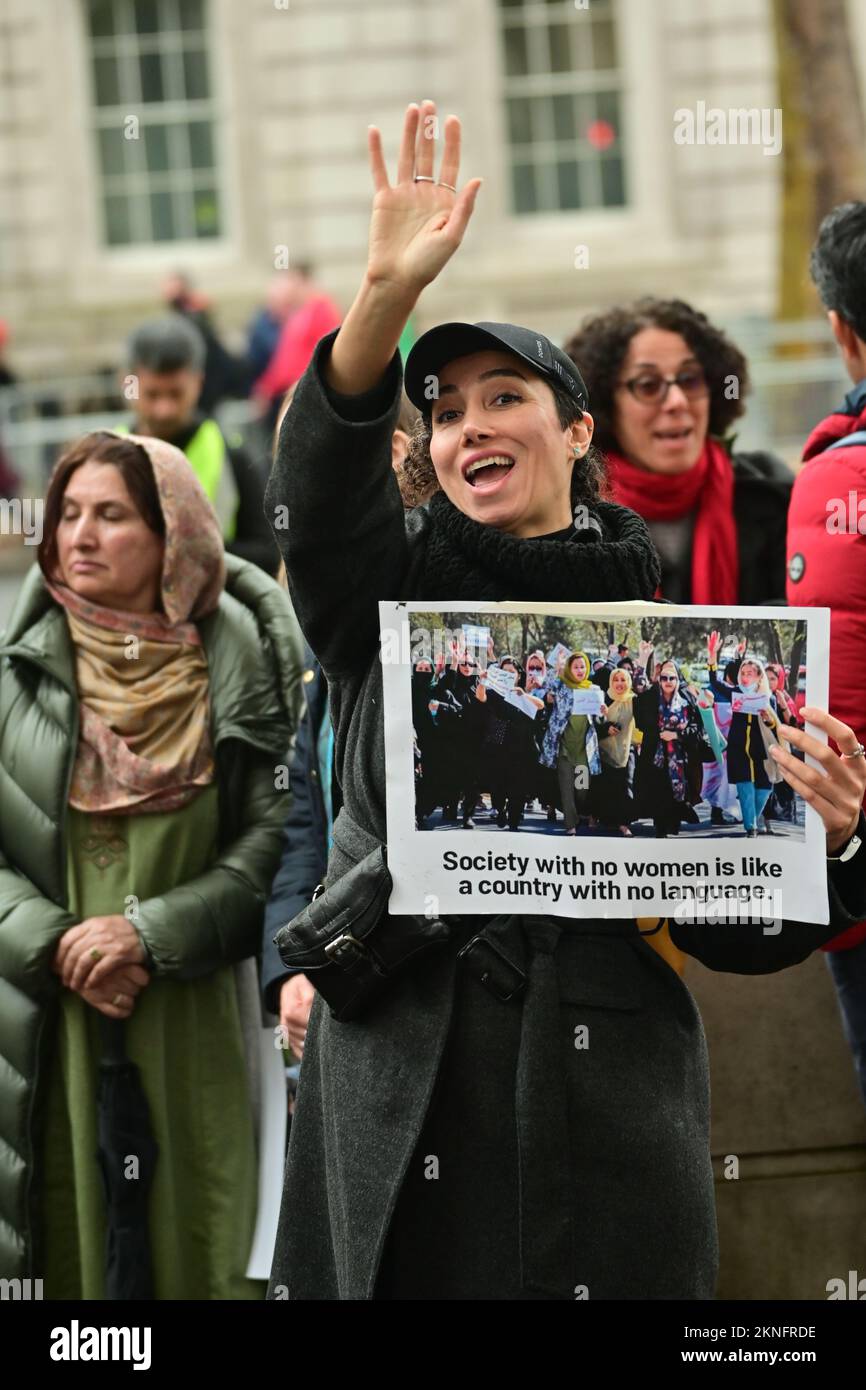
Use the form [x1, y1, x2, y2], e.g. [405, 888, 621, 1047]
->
[52, 914, 149, 1020]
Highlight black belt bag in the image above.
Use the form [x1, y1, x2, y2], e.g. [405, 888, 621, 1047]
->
[273, 845, 453, 1021]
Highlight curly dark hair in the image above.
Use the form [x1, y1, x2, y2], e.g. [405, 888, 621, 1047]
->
[563, 297, 750, 456]
[405, 375, 608, 510]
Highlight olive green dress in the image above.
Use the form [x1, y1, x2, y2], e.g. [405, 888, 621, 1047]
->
[41, 785, 264, 1300]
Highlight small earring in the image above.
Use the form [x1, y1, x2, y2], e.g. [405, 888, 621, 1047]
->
[573, 445, 583, 457]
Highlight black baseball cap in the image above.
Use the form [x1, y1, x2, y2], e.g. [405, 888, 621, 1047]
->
[403, 321, 588, 414]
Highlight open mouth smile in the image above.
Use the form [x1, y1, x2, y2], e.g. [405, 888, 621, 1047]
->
[462, 452, 517, 491]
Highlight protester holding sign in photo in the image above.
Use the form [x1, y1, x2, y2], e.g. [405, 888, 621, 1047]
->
[707, 631, 782, 837]
[264, 101, 866, 1304]
[474, 656, 543, 829]
[634, 656, 713, 837]
[594, 665, 637, 836]
[540, 651, 604, 834]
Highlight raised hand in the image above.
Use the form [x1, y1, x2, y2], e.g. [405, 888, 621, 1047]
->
[707, 630, 721, 661]
[366, 101, 482, 297]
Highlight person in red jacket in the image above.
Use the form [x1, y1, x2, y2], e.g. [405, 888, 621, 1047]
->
[787, 201, 866, 1106]
[253, 264, 342, 424]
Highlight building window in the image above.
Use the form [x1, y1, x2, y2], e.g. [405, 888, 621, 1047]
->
[497, 0, 626, 215]
[86, 0, 222, 246]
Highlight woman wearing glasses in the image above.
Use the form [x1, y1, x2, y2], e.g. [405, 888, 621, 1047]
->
[565, 300, 792, 603]
[634, 657, 714, 838]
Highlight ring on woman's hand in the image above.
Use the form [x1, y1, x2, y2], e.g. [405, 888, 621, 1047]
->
[437, 180, 457, 192]
[89, 948, 103, 961]
[413, 174, 434, 183]
[841, 743, 866, 759]
[112, 993, 124, 1007]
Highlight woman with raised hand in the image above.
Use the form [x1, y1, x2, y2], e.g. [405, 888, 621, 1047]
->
[0, 430, 301, 1296]
[264, 101, 866, 1302]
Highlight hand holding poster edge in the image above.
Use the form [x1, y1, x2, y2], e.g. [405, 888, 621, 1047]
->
[773, 709, 865, 854]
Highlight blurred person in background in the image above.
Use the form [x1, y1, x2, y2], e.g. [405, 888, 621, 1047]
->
[126, 316, 279, 574]
[253, 264, 342, 427]
[0, 318, 16, 388]
[247, 274, 297, 384]
[0, 429, 302, 1295]
[0, 319, 20, 498]
[566, 299, 792, 604]
[160, 269, 251, 412]
[786, 200, 866, 1106]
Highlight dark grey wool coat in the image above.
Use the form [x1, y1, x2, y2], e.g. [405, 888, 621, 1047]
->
[264, 330, 866, 1301]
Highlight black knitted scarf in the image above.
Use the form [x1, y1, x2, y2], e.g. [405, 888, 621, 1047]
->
[415, 491, 661, 602]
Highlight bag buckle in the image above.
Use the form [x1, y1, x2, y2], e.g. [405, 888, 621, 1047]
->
[457, 933, 526, 1002]
[324, 931, 369, 968]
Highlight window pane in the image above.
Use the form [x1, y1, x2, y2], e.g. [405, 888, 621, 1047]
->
[547, 24, 571, 73]
[182, 47, 210, 99]
[183, 0, 205, 30]
[592, 18, 617, 68]
[511, 162, 536, 213]
[600, 155, 625, 206]
[134, 0, 160, 34]
[144, 123, 170, 171]
[595, 90, 620, 129]
[89, 0, 116, 38]
[194, 188, 220, 237]
[92, 55, 121, 106]
[503, 27, 529, 77]
[556, 160, 580, 210]
[533, 163, 558, 212]
[104, 194, 131, 245]
[188, 121, 214, 170]
[506, 97, 533, 146]
[139, 51, 165, 102]
[150, 190, 175, 241]
[551, 93, 576, 142]
[98, 126, 126, 176]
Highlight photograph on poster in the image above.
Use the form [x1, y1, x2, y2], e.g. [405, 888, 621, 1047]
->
[381, 601, 829, 924]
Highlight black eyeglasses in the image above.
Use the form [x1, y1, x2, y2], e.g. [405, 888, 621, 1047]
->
[619, 368, 709, 405]
[660, 675, 678, 681]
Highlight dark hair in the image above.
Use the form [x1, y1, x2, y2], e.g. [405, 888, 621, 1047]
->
[39, 432, 165, 583]
[810, 202, 866, 344]
[405, 370, 607, 511]
[563, 297, 749, 455]
[127, 314, 206, 374]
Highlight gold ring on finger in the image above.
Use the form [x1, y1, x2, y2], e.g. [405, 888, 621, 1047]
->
[112, 993, 125, 1007]
[90, 948, 103, 961]
[437, 180, 457, 192]
[413, 174, 434, 183]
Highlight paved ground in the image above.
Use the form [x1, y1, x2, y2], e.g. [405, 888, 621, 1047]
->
[420, 796, 805, 840]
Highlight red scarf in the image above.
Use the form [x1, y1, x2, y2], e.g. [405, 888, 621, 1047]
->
[605, 439, 739, 604]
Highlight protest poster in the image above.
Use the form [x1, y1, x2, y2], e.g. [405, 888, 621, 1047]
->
[504, 688, 540, 719]
[382, 599, 830, 926]
[462, 622, 490, 653]
[731, 691, 772, 715]
[547, 642, 570, 671]
[572, 685, 605, 716]
[484, 664, 518, 697]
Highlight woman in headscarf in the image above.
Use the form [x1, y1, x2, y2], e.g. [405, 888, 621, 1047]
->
[707, 633, 783, 838]
[430, 643, 484, 825]
[594, 665, 636, 836]
[0, 429, 301, 1295]
[565, 298, 792, 605]
[474, 655, 543, 830]
[540, 650, 604, 834]
[633, 658, 712, 837]
[264, 102, 866, 1302]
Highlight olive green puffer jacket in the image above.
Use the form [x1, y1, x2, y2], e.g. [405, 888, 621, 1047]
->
[0, 554, 303, 1277]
